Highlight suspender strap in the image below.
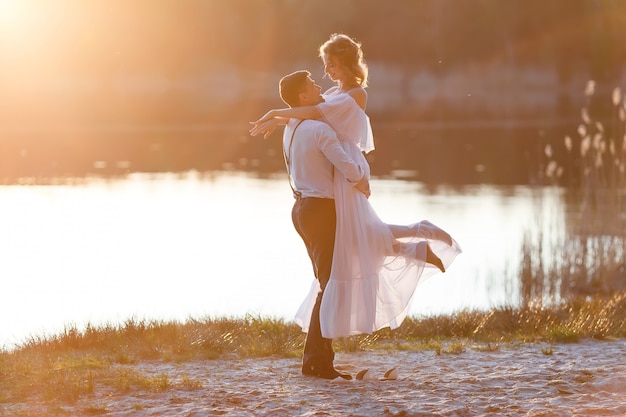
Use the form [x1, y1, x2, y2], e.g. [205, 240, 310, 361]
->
[283, 120, 305, 199]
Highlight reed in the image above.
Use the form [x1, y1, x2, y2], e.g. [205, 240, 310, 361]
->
[521, 81, 626, 306]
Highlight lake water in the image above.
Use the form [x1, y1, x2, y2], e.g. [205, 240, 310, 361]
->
[0, 171, 563, 349]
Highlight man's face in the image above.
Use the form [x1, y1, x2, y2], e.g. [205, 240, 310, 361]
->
[299, 76, 323, 106]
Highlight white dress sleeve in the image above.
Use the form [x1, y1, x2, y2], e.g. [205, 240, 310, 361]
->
[317, 94, 375, 153]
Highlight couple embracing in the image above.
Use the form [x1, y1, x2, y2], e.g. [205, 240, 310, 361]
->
[250, 33, 462, 380]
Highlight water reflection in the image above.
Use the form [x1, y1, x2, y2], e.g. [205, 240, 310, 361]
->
[0, 124, 567, 186]
[0, 172, 563, 349]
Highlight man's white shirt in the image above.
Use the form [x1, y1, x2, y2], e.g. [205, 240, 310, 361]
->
[283, 119, 363, 199]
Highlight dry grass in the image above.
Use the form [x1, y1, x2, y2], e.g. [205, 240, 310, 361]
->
[1, 294, 625, 406]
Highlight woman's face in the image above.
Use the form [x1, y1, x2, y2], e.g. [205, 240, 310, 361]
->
[323, 54, 347, 83]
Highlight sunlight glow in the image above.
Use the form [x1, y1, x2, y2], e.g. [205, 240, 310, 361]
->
[0, 0, 24, 26]
[0, 0, 41, 38]
[0, 1, 54, 68]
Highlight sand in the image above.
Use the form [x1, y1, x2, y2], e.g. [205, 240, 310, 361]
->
[3, 339, 626, 416]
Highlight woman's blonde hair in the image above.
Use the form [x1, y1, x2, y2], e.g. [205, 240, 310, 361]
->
[319, 33, 368, 88]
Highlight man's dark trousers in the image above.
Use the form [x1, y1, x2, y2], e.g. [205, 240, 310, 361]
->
[291, 197, 336, 372]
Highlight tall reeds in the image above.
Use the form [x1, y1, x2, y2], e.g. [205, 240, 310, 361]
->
[520, 81, 626, 307]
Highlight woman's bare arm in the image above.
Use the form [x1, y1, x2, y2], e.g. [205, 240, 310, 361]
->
[251, 106, 322, 126]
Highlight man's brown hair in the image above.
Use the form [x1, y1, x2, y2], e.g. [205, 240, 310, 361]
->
[279, 70, 311, 107]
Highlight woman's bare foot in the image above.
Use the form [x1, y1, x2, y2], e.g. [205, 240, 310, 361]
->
[425, 244, 445, 273]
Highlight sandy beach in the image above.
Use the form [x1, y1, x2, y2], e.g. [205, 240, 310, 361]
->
[3, 339, 626, 416]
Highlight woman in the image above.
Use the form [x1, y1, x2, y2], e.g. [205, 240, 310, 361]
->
[250, 33, 462, 338]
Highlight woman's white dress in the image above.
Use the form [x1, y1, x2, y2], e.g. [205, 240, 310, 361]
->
[294, 91, 462, 339]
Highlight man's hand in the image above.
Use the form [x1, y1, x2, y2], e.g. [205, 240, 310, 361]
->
[249, 119, 279, 139]
[354, 176, 371, 198]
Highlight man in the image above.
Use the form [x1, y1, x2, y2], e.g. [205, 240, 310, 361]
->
[277, 70, 369, 380]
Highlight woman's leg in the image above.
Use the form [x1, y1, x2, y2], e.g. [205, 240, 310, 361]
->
[388, 220, 453, 246]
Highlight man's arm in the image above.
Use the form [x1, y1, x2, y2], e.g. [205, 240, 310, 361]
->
[316, 125, 371, 198]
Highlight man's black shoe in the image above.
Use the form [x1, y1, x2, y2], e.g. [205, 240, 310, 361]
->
[302, 364, 352, 380]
